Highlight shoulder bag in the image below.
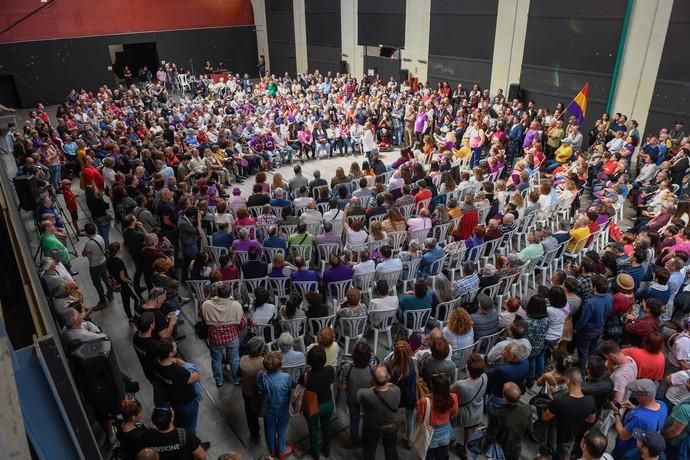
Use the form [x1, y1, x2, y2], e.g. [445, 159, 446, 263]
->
[412, 397, 434, 459]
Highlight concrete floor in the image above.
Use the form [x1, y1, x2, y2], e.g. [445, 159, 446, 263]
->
[6, 106, 634, 459]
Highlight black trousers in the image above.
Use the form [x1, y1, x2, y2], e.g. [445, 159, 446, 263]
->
[243, 394, 262, 436]
[362, 425, 398, 460]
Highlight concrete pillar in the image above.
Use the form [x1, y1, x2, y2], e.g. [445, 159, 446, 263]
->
[610, 0, 673, 139]
[340, 0, 364, 77]
[251, 0, 270, 73]
[402, 0, 431, 83]
[293, 0, 308, 73]
[489, 0, 530, 96]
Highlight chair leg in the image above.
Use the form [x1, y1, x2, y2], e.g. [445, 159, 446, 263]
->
[373, 330, 379, 357]
[386, 329, 392, 351]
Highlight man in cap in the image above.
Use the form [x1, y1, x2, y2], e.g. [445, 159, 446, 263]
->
[611, 379, 668, 458]
[633, 429, 666, 460]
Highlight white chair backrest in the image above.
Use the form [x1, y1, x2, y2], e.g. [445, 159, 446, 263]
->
[415, 198, 431, 214]
[388, 231, 407, 252]
[482, 238, 502, 259]
[290, 244, 313, 262]
[244, 276, 268, 293]
[250, 323, 276, 345]
[433, 222, 453, 244]
[186, 280, 209, 304]
[428, 254, 447, 276]
[401, 257, 421, 281]
[313, 185, 330, 200]
[327, 279, 352, 303]
[480, 283, 501, 300]
[279, 225, 298, 240]
[402, 308, 431, 333]
[408, 228, 430, 244]
[248, 206, 264, 218]
[306, 223, 323, 236]
[268, 276, 291, 299]
[234, 250, 249, 265]
[474, 328, 506, 354]
[338, 315, 368, 339]
[292, 280, 319, 297]
[317, 202, 330, 215]
[368, 308, 397, 330]
[308, 315, 336, 336]
[263, 246, 286, 264]
[280, 316, 307, 339]
[477, 206, 490, 225]
[224, 279, 242, 300]
[368, 214, 386, 225]
[353, 271, 376, 293]
[399, 204, 415, 219]
[463, 244, 483, 264]
[375, 270, 402, 295]
[208, 246, 229, 266]
[433, 299, 455, 325]
[451, 342, 475, 370]
[317, 242, 341, 260]
[283, 364, 306, 385]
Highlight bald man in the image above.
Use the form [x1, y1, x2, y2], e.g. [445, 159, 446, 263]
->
[135, 448, 159, 460]
[358, 366, 401, 459]
[482, 382, 532, 460]
[485, 218, 503, 241]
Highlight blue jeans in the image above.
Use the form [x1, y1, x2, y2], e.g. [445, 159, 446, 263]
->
[49, 164, 61, 189]
[98, 224, 110, 247]
[174, 398, 199, 435]
[543, 338, 559, 369]
[279, 146, 293, 164]
[209, 338, 240, 385]
[576, 328, 602, 373]
[265, 408, 290, 455]
[528, 349, 545, 381]
[471, 147, 483, 167]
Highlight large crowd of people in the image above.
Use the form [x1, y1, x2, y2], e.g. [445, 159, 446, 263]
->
[8, 64, 690, 460]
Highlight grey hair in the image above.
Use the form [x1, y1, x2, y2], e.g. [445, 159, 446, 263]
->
[61, 307, 80, 328]
[238, 227, 250, 239]
[40, 257, 56, 272]
[409, 239, 421, 251]
[144, 233, 159, 246]
[277, 332, 295, 352]
[274, 187, 285, 198]
[424, 237, 437, 249]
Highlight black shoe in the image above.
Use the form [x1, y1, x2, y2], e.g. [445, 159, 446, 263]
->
[201, 441, 211, 451]
[173, 334, 186, 342]
[322, 446, 330, 457]
[216, 381, 223, 388]
[69, 270, 79, 276]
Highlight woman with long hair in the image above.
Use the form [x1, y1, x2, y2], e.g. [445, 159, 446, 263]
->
[382, 207, 407, 233]
[268, 253, 297, 278]
[385, 340, 417, 448]
[368, 220, 387, 242]
[251, 286, 276, 325]
[432, 273, 455, 318]
[432, 204, 450, 225]
[524, 294, 549, 388]
[349, 161, 363, 179]
[672, 200, 690, 225]
[272, 172, 288, 192]
[439, 172, 457, 194]
[417, 373, 458, 459]
[331, 166, 350, 188]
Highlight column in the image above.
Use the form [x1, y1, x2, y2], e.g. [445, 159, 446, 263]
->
[293, 0, 308, 73]
[340, 0, 364, 77]
[250, 0, 270, 73]
[402, 0, 431, 82]
[489, 0, 530, 95]
[610, 0, 673, 139]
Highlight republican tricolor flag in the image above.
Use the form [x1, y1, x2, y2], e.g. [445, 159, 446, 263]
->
[565, 83, 589, 125]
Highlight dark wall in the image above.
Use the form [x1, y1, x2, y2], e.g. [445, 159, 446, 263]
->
[305, 0, 342, 74]
[266, 0, 296, 76]
[0, 0, 254, 43]
[648, 2, 690, 135]
[520, 0, 627, 130]
[365, 56, 401, 82]
[358, 0, 406, 48]
[427, 0, 498, 88]
[0, 27, 259, 107]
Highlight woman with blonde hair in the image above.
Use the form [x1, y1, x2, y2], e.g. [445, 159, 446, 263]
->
[432, 204, 450, 225]
[509, 190, 526, 217]
[349, 162, 363, 179]
[271, 172, 288, 192]
[385, 340, 418, 448]
[268, 253, 297, 278]
[382, 207, 407, 233]
[368, 220, 387, 242]
[433, 273, 455, 304]
[442, 307, 474, 349]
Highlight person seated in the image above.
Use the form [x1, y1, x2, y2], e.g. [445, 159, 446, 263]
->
[622, 298, 664, 346]
[276, 332, 306, 367]
[211, 222, 233, 248]
[291, 256, 320, 283]
[263, 225, 288, 251]
[418, 237, 444, 277]
[241, 246, 268, 279]
[471, 294, 499, 339]
[232, 227, 261, 252]
[452, 262, 480, 298]
[418, 336, 455, 385]
[269, 188, 290, 208]
[398, 280, 433, 322]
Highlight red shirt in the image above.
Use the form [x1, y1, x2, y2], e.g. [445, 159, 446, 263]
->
[62, 186, 78, 212]
[414, 188, 432, 203]
[622, 347, 665, 381]
[82, 165, 104, 191]
[208, 317, 246, 345]
[417, 393, 458, 427]
[612, 293, 634, 315]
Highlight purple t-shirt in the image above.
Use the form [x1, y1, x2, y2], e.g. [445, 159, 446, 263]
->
[232, 239, 262, 252]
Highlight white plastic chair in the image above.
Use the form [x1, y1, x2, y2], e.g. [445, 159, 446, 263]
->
[353, 271, 376, 300]
[279, 316, 308, 351]
[375, 270, 402, 296]
[186, 280, 209, 307]
[208, 246, 228, 266]
[388, 231, 407, 254]
[283, 364, 306, 385]
[308, 315, 336, 337]
[433, 222, 453, 244]
[289, 244, 313, 266]
[408, 228, 430, 244]
[250, 323, 277, 347]
[368, 309, 397, 357]
[401, 308, 431, 337]
[474, 328, 506, 356]
[244, 276, 268, 298]
[234, 250, 249, 265]
[268, 276, 291, 306]
[451, 342, 475, 380]
[443, 248, 467, 282]
[415, 198, 431, 215]
[433, 299, 456, 329]
[317, 242, 342, 273]
[262, 246, 286, 264]
[399, 204, 415, 219]
[427, 254, 447, 277]
[279, 225, 298, 240]
[481, 238, 502, 265]
[327, 279, 352, 313]
[338, 315, 368, 353]
[401, 257, 422, 291]
[178, 74, 191, 93]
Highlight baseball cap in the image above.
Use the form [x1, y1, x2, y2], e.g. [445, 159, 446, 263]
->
[627, 379, 657, 395]
[632, 429, 665, 456]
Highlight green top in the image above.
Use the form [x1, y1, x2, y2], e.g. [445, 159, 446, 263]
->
[268, 82, 278, 97]
[665, 401, 690, 446]
[288, 232, 315, 247]
[41, 233, 70, 263]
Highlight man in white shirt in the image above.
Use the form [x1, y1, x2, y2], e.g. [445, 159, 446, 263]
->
[353, 251, 376, 277]
[322, 198, 343, 222]
[61, 307, 107, 344]
[299, 202, 323, 225]
[407, 208, 433, 232]
[375, 245, 403, 274]
[293, 186, 313, 208]
[369, 280, 399, 312]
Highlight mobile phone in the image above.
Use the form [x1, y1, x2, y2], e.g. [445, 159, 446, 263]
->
[611, 400, 622, 409]
[173, 310, 181, 316]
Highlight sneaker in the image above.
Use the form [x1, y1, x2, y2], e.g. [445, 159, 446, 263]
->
[279, 445, 294, 459]
[179, 296, 192, 304]
[216, 381, 223, 388]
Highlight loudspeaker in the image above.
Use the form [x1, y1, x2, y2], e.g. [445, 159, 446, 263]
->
[71, 339, 125, 416]
[399, 68, 410, 83]
[508, 83, 522, 102]
[13, 175, 41, 211]
[340, 60, 348, 74]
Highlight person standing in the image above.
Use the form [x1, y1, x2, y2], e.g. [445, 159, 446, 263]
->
[82, 222, 113, 308]
[107, 242, 138, 320]
[154, 337, 202, 435]
[417, 373, 458, 459]
[481, 382, 532, 460]
[339, 341, 375, 446]
[200, 282, 246, 387]
[239, 337, 267, 441]
[138, 407, 206, 459]
[123, 214, 147, 291]
[300, 345, 336, 459]
[574, 275, 612, 373]
[541, 368, 597, 459]
[358, 366, 401, 460]
[258, 351, 294, 459]
[450, 354, 488, 457]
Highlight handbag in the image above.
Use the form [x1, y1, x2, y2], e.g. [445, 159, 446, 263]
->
[291, 372, 318, 417]
[194, 320, 208, 340]
[414, 357, 429, 400]
[412, 397, 434, 459]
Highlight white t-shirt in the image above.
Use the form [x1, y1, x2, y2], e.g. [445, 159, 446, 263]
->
[353, 260, 376, 276]
[252, 303, 276, 325]
[370, 296, 399, 311]
[545, 305, 570, 341]
[345, 228, 368, 250]
[671, 334, 690, 368]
